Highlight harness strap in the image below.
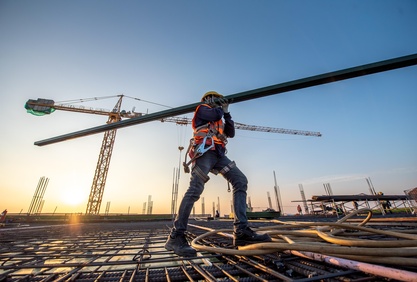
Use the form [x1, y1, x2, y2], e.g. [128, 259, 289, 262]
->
[183, 137, 215, 173]
[183, 121, 229, 173]
[193, 165, 210, 183]
[194, 123, 210, 132]
[219, 161, 236, 175]
[210, 161, 236, 175]
[194, 123, 228, 145]
[182, 138, 195, 173]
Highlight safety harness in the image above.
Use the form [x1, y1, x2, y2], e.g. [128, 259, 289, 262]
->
[182, 122, 228, 173]
[182, 104, 234, 192]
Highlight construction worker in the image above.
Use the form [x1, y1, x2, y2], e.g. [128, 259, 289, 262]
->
[378, 192, 393, 214]
[297, 204, 302, 215]
[165, 91, 271, 257]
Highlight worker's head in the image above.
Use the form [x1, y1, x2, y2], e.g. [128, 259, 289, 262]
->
[201, 91, 223, 102]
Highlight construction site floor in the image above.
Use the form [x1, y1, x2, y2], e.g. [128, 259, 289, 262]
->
[1, 215, 417, 281]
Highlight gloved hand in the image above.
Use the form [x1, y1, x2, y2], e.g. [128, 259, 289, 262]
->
[218, 98, 229, 113]
[205, 96, 218, 108]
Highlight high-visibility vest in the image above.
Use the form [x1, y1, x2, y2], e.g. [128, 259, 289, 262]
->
[192, 104, 226, 147]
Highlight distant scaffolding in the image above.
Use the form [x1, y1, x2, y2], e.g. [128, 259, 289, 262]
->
[147, 195, 153, 215]
[28, 176, 49, 215]
[404, 187, 417, 213]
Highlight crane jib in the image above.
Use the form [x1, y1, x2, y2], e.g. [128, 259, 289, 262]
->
[34, 53, 417, 146]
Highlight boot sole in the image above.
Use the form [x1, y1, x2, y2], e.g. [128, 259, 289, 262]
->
[165, 244, 197, 257]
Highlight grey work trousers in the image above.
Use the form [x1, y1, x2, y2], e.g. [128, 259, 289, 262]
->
[171, 150, 249, 236]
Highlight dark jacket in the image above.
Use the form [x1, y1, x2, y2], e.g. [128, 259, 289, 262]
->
[193, 105, 235, 156]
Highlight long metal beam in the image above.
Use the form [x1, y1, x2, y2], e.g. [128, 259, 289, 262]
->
[34, 53, 417, 146]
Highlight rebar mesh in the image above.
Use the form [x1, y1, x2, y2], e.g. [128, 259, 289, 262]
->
[1, 219, 415, 281]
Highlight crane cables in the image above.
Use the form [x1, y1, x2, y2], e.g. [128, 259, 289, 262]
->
[123, 95, 172, 109]
[56, 94, 173, 109]
[55, 95, 120, 105]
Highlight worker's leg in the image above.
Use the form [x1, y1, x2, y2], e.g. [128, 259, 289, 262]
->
[216, 156, 271, 246]
[214, 156, 248, 231]
[166, 151, 218, 256]
[171, 151, 217, 235]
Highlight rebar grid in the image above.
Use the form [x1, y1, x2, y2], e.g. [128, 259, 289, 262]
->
[0, 220, 414, 281]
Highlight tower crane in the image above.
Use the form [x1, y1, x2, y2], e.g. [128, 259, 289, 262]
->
[25, 96, 321, 215]
[25, 95, 142, 215]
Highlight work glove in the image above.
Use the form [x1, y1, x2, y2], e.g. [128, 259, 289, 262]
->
[204, 96, 218, 108]
[217, 98, 229, 113]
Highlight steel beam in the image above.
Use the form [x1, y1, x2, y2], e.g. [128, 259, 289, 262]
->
[34, 53, 417, 146]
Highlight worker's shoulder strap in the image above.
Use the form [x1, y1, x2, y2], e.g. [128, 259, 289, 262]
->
[194, 123, 211, 132]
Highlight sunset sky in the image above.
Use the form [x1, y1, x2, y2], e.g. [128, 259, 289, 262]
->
[1, 1, 416, 215]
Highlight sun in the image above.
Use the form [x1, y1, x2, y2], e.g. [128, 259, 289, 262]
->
[61, 188, 86, 206]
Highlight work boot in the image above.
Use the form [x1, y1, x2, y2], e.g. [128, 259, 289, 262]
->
[165, 234, 197, 257]
[233, 227, 272, 247]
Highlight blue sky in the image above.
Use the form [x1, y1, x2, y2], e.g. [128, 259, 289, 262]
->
[1, 1, 416, 215]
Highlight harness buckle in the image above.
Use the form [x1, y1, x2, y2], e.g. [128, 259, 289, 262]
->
[182, 136, 214, 173]
[194, 135, 214, 155]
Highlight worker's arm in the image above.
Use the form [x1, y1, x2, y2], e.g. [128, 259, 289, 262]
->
[195, 105, 223, 124]
[195, 104, 235, 138]
[223, 112, 235, 138]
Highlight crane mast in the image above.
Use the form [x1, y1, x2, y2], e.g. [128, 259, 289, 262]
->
[85, 97, 122, 215]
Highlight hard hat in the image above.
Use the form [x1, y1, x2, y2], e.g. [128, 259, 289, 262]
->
[201, 91, 223, 101]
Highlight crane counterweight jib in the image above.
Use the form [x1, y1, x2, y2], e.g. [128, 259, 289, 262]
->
[25, 98, 143, 119]
[25, 99, 56, 116]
